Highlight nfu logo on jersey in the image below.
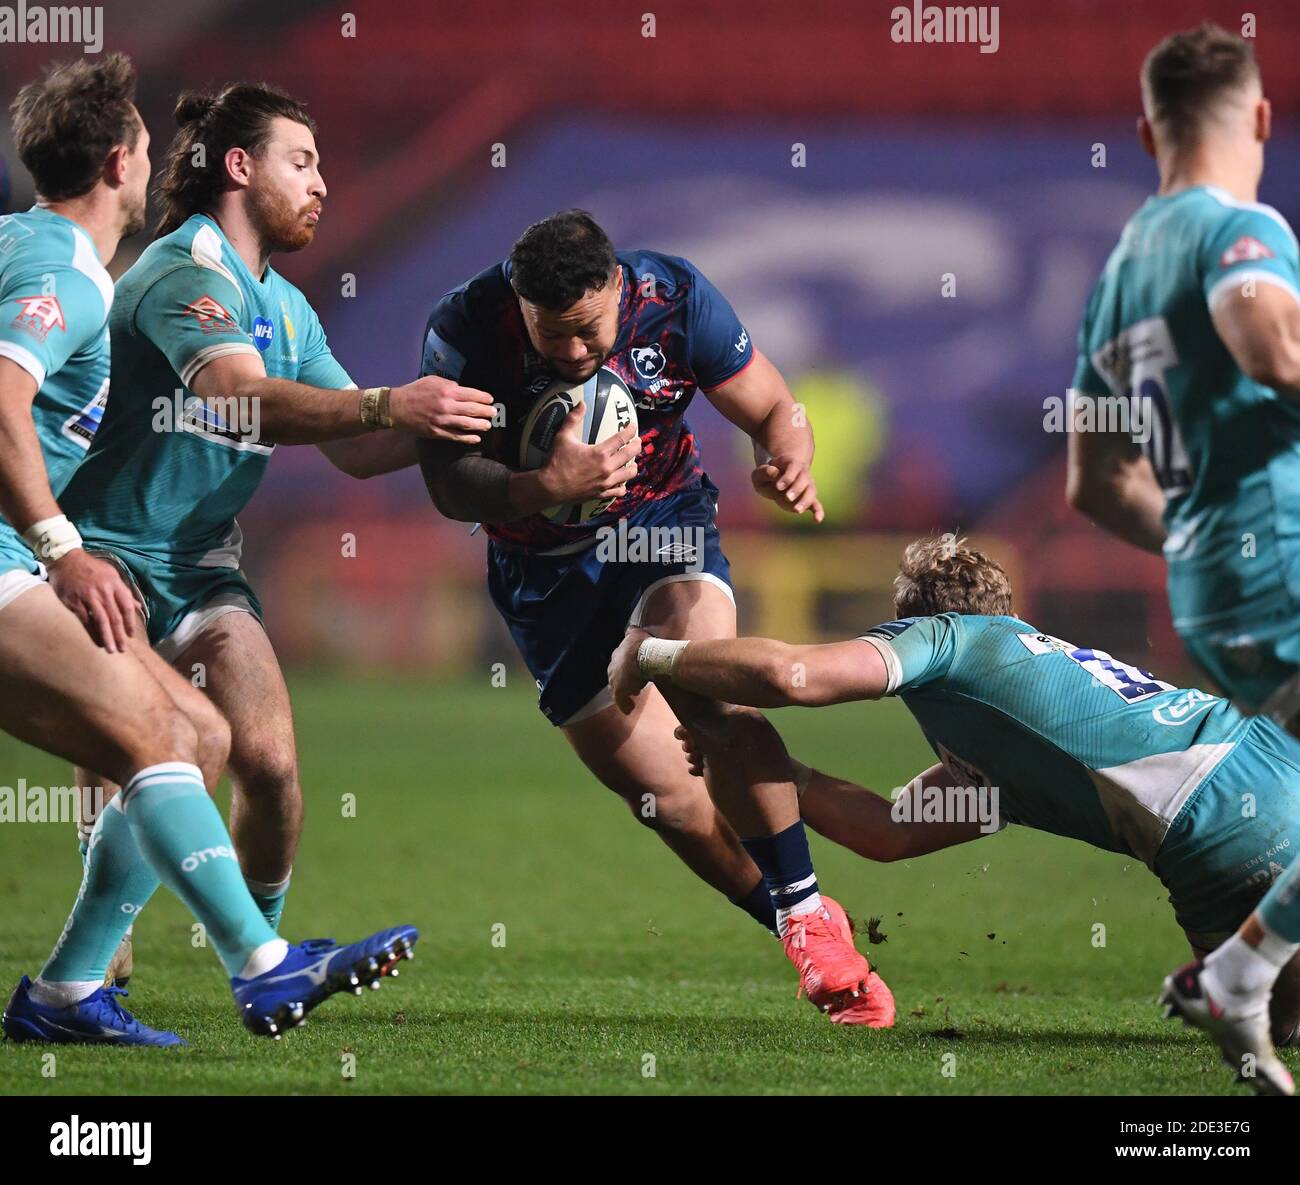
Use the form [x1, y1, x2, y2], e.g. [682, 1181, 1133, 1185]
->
[252, 316, 275, 352]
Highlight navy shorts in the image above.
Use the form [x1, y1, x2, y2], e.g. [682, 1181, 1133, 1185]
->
[488, 477, 734, 726]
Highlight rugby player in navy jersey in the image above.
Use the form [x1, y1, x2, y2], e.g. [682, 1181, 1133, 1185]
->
[417, 210, 892, 1025]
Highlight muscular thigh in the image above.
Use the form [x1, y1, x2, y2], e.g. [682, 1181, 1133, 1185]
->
[636, 575, 736, 641]
[567, 577, 738, 785]
[0, 582, 180, 780]
[637, 574, 749, 735]
[116, 624, 227, 737]
[564, 682, 701, 805]
[178, 610, 297, 781]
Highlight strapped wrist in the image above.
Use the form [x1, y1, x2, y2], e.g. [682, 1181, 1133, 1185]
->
[359, 386, 393, 429]
[23, 514, 82, 563]
[637, 637, 689, 681]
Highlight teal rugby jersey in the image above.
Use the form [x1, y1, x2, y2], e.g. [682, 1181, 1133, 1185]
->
[1073, 186, 1300, 635]
[859, 613, 1253, 867]
[61, 214, 352, 567]
[0, 207, 112, 571]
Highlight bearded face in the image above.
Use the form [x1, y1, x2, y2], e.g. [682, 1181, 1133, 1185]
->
[241, 116, 325, 256]
[247, 174, 319, 253]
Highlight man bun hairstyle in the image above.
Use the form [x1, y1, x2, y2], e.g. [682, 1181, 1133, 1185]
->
[154, 81, 316, 236]
[894, 533, 1013, 618]
[10, 52, 140, 202]
[510, 209, 617, 311]
[1141, 22, 1260, 148]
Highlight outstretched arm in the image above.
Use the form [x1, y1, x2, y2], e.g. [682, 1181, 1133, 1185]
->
[673, 721, 992, 863]
[190, 352, 496, 446]
[798, 761, 992, 861]
[317, 431, 419, 479]
[609, 628, 888, 713]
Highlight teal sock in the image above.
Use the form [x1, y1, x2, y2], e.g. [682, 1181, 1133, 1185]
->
[245, 873, 291, 932]
[122, 762, 277, 977]
[40, 797, 160, 985]
[1259, 859, 1300, 945]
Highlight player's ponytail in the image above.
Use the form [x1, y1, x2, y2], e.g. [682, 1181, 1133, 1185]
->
[893, 533, 1014, 618]
[153, 81, 316, 238]
[174, 91, 218, 126]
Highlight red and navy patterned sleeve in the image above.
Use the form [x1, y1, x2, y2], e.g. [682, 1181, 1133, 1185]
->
[684, 263, 754, 392]
[419, 289, 473, 382]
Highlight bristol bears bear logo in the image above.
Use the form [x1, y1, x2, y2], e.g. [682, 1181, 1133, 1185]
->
[630, 344, 666, 380]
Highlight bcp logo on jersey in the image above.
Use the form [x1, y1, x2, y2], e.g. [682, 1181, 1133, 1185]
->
[10, 294, 65, 342]
[252, 316, 275, 351]
[1152, 689, 1217, 727]
[631, 344, 666, 380]
[1220, 236, 1275, 267]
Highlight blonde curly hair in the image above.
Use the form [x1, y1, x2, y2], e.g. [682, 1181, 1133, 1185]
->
[893, 533, 1013, 618]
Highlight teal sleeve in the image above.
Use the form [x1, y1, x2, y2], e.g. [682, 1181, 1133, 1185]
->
[858, 615, 959, 694]
[1071, 284, 1108, 397]
[0, 265, 105, 386]
[295, 306, 353, 390]
[1201, 205, 1300, 310]
[133, 265, 259, 389]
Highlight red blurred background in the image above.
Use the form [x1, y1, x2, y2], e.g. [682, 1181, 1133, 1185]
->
[3, 0, 1295, 683]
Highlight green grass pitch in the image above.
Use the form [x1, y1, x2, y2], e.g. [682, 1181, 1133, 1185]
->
[0, 674, 1269, 1095]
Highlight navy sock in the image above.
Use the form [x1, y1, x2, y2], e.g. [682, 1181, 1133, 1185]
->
[729, 877, 778, 934]
[741, 821, 821, 931]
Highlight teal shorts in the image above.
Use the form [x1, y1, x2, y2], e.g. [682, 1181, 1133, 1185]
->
[0, 523, 38, 576]
[1181, 616, 1300, 713]
[0, 526, 42, 615]
[1155, 715, 1300, 947]
[90, 544, 264, 662]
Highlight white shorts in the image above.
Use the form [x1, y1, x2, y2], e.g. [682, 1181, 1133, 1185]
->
[0, 566, 44, 615]
[155, 591, 259, 664]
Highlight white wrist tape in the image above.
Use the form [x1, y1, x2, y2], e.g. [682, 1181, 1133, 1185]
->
[637, 637, 689, 680]
[23, 514, 82, 563]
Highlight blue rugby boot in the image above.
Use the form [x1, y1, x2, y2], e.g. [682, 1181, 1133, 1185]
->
[3, 976, 184, 1046]
[231, 925, 418, 1038]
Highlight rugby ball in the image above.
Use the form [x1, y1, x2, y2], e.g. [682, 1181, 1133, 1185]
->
[519, 367, 639, 524]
